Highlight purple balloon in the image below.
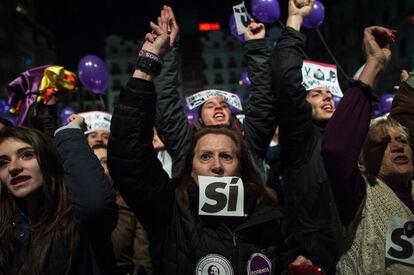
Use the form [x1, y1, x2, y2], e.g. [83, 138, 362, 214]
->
[240, 71, 251, 87]
[183, 103, 199, 126]
[332, 96, 341, 108]
[303, 0, 325, 29]
[60, 106, 76, 125]
[0, 98, 10, 114]
[371, 108, 382, 118]
[379, 93, 394, 114]
[229, 14, 245, 42]
[251, 0, 280, 23]
[77, 55, 109, 94]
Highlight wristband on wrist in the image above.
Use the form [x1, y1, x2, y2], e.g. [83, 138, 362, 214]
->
[136, 49, 163, 76]
[138, 49, 162, 64]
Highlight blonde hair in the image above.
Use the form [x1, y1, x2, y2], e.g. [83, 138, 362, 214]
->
[360, 117, 410, 173]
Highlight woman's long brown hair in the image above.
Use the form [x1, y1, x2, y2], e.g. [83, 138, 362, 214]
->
[0, 127, 78, 275]
[177, 125, 275, 204]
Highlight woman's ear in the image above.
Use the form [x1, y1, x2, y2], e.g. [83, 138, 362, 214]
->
[358, 162, 367, 173]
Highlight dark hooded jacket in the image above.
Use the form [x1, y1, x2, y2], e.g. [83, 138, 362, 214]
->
[269, 27, 339, 274]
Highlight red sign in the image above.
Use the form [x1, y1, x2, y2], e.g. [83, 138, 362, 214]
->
[198, 23, 221, 31]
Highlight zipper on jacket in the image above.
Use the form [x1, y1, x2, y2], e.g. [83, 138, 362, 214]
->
[222, 224, 239, 274]
[230, 231, 237, 246]
[222, 224, 237, 247]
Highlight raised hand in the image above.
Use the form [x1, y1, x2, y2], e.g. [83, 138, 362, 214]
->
[244, 19, 265, 41]
[289, 0, 315, 18]
[363, 26, 395, 69]
[287, 0, 315, 30]
[67, 114, 87, 132]
[359, 26, 395, 87]
[159, 5, 179, 47]
[142, 21, 170, 59]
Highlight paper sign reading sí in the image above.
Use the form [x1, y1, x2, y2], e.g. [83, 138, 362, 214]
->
[386, 216, 414, 265]
[198, 176, 244, 217]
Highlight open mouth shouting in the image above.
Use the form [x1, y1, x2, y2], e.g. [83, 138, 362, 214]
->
[213, 112, 226, 121]
[321, 103, 334, 112]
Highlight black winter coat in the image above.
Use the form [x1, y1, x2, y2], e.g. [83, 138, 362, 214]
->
[269, 27, 339, 274]
[108, 79, 289, 275]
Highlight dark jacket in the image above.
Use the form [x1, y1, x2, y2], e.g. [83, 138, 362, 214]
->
[112, 194, 152, 275]
[155, 38, 277, 185]
[10, 128, 118, 275]
[108, 79, 288, 275]
[269, 27, 338, 274]
[390, 79, 414, 149]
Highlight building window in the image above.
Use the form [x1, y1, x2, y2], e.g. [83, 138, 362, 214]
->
[214, 73, 224, 85]
[203, 74, 209, 85]
[127, 63, 134, 74]
[112, 79, 122, 90]
[213, 57, 223, 69]
[229, 72, 238, 84]
[213, 41, 220, 48]
[111, 63, 121, 74]
[111, 47, 118, 54]
[227, 57, 237, 68]
[227, 41, 234, 50]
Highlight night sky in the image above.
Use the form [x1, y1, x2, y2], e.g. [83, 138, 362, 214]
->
[34, 0, 340, 72]
[34, 0, 246, 70]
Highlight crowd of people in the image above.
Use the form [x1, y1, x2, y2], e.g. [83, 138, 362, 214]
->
[0, 0, 413, 274]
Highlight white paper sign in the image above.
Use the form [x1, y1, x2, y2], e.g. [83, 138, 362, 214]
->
[79, 111, 112, 134]
[233, 2, 249, 35]
[186, 89, 243, 111]
[301, 60, 343, 97]
[198, 176, 244, 217]
[236, 114, 245, 124]
[385, 216, 414, 265]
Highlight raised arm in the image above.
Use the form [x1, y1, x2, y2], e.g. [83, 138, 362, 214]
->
[322, 26, 393, 226]
[107, 17, 175, 234]
[270, 0, 315, 164]
[153, 6, 194, 178]
[242, 20, 278, 160]
[54, 115, 117, 234]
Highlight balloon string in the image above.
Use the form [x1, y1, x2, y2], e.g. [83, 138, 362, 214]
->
[277, 20, 286, 30]
[99, 95, 106, 110]
[277, 20, 311, 60]
[316, 27, 350, 81]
